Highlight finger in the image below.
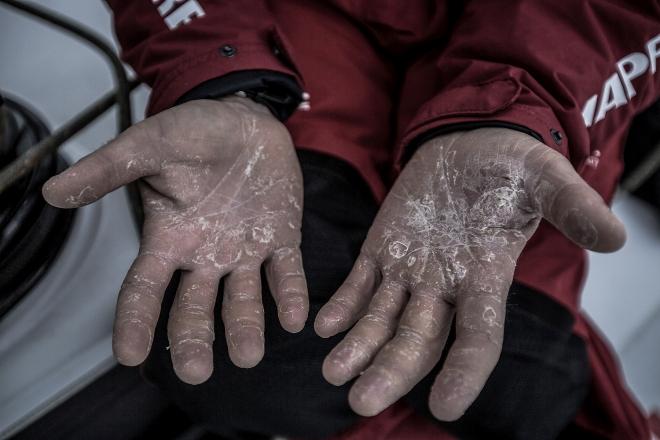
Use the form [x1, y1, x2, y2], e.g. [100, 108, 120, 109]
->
[428, 264, 510, 422]
[42, 127, 159, 208]
[322, 281, 407, 386]
[314, 254, 379, 338]
[349, 288, 453, 417]
[533, 150, 625, 252]
[113, 252, 176, 366]
[168, 270, 220, 385]
[222, 266, 265, 368]
[265, 247, 309, 333]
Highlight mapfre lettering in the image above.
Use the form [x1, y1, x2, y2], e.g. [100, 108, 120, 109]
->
[582, 34, 660, 127]
[152, 0, 205, 30]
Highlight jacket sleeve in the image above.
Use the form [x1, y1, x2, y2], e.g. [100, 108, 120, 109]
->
[395, 0, 660, 173]
[106, 0, 304, 117]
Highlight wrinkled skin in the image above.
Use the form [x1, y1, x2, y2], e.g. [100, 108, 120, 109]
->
[43, 97, 308, 384]
[315, 128, 625, 420]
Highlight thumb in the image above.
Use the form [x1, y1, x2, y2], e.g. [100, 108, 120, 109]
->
[43, 130, 158, 208]
[534, 153, 625, 253]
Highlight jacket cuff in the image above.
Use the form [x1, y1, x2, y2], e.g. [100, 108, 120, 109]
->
[395, 78, 568, 173]
[176, 69, 303, 121]
[147, 31, 305, 117]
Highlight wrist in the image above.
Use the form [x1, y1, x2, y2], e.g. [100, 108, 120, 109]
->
[217, 95, 273, 118]
[175, 70, 304, 121]
[417, 127, 539, 157]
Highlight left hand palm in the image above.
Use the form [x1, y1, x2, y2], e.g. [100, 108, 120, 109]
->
[314, 128, 625, 420]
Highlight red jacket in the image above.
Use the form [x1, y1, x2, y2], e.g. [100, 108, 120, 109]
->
[107, 1, 660, 438]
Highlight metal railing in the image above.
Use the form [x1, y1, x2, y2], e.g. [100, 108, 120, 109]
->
[0, 0, 138, 195]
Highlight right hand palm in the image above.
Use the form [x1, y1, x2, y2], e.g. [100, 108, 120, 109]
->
[43, 98, 308, 384]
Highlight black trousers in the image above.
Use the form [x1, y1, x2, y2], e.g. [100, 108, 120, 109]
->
[143, 150, 590, 440]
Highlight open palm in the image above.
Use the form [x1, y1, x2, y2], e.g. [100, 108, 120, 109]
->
[43, 98, 307, 384]
[315, 128, 625, 420]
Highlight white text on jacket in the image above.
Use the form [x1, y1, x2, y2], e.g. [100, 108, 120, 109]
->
[583, 34, 660, 127]
[152, 0, 205, 30]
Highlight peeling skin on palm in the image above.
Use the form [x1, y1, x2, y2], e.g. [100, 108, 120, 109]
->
[315, 127, 626, 421]
[42, 97, 309, 385]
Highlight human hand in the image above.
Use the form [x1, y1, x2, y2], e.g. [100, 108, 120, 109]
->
[314, 128, 624, 420]
[43, 97, 307, 384]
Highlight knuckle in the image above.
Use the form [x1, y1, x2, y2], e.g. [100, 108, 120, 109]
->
[276, 273, 306, 293]
[457, 325, 503, 352]
[176, 300, 212, 315]
[397, 325, 429, 347]
[331, 294, 359, 314]
[221, 302, 263, 323]
[116, 306, 158, 328]
[401, 308, 445, 341]
[277, 293, 306, 313]
[362, 308, 395, 332]
[121, 271, 158, 292]
[119, 284, 160, 309]
[170, 304, 213, 325]
[340, 278, 365, 295]
[224, 291, 261, 310]
[363, 309, 390, 325]
[168, 321, 215, 343]
[271, 246, 298, 262]
[226, 316, 264, 332]
[356, 319, 393, 343]
[343, 333, 380, 351]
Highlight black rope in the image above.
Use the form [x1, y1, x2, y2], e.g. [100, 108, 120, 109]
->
[0, 80, 140, 194]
